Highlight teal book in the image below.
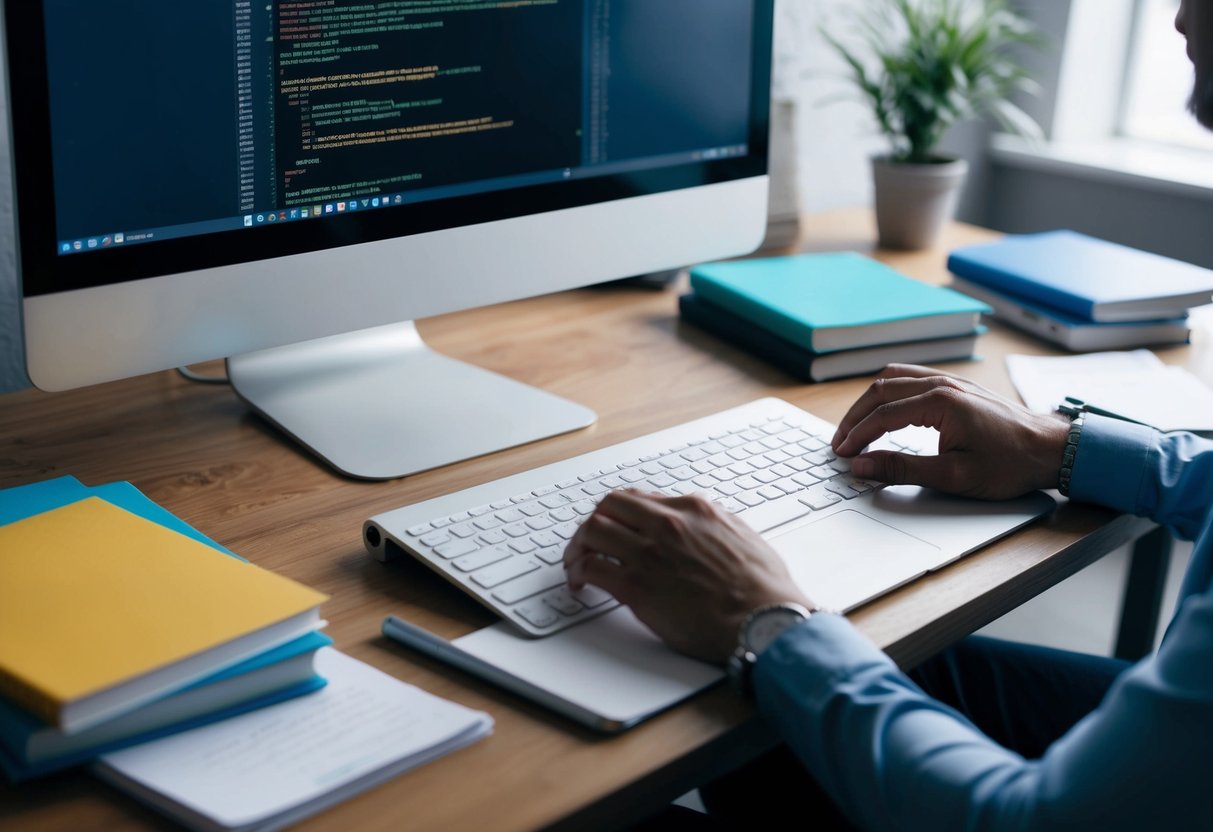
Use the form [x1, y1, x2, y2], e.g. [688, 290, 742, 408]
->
[679, 293, 982, 382]
[689, 252, 990, 352]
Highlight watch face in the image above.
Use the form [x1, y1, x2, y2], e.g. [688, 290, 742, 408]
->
[746, 608, 807, 655]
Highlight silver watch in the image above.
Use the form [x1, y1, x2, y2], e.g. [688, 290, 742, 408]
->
[725, 602, 812, 695]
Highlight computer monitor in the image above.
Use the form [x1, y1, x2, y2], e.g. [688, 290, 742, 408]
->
[5, 1, 773, 479]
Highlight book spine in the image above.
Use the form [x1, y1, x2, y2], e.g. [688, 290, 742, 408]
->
[679, 295, 817, 382]
[947, 254, 1096, 320]
[0, 669, 59, 729]
[688, 275, 818, 349]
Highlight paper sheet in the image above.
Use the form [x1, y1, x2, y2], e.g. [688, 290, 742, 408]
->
[95, 649, 492, 832]
[1006, 350, 1213, 432]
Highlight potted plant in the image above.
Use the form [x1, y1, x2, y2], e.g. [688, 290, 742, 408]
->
[825, 0, 1043, 249]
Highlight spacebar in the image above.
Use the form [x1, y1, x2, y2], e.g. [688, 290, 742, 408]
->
[739, 494, 814, 534]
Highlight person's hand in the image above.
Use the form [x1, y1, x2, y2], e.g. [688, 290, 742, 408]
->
[831, 364, 1070, 500]
[563, 489, 815, 664]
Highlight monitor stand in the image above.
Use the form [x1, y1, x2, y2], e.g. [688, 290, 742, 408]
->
[226, 321, 597, 480]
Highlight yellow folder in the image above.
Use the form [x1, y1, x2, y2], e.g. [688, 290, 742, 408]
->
[0, 497, 328, 731]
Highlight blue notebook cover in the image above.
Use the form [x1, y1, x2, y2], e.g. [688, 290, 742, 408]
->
[0, 475, 242, 560]
[947, 231, 1213, 323]
[688, 252, 989, 352]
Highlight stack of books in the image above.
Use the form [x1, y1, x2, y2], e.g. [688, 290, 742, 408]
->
[681, 252, 990, 383]
[0, 475, 330, 781]
[948, 231, 1213, 352]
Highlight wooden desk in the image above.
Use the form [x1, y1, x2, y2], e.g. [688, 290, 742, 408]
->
[0, 210, 1182, 831]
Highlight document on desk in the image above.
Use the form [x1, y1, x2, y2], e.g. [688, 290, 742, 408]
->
[94, 649, 492, 832]
[1006, 349, 1213, 432]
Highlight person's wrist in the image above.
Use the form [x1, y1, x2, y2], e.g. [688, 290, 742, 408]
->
[1030, 412, 1073, 492]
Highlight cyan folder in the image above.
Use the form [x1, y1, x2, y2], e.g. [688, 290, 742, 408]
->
[0, 475, 241, 560]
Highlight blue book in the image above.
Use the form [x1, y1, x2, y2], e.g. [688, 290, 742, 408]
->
[688, 252, 989, 352]
[950, 276, 1190, 352]
[679, 293, 982, 382]
[948, 230, 1213, 323]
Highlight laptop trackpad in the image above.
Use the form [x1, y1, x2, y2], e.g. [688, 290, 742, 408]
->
[768, 509, 942, 613]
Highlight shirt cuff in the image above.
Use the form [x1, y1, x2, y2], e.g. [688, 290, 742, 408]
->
[1068, 413, 1157, 514]
[752, 613, 893, 710]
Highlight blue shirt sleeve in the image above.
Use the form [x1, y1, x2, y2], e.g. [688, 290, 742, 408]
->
[1069, 414, 1213, 540]
[754, 598, 1213, 831]
[753, 413, 1213, 829]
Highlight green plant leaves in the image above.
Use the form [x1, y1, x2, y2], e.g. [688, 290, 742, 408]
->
[823, 0, 1044, 163]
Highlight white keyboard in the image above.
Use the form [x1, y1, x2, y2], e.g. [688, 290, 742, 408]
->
[365, 398, 929, 637]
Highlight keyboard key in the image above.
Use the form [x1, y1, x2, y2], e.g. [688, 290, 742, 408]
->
[570, 500, 596, 515]
[549, 506, 577, 522]
[489, 500, 513, 510]
[570, 584, 614, 608]
[508, 537, 538, 554]
[473, 517, 501, 531]
[753, 469, 779, 484]
[495, 508, 523, 524]
[619, 469, 646, 484]
[757, 485, 784, 500]
[406, 523, 432, 537]
[492, 565, 569, 605]
[600, 475, 624, 489]
[715, 482, 741, 496]
[800, 486, 843, 510]
[518, 502, 547, 517]
[717, 497, 746, 513]
[449, 523, 477, 539]
[735, 490, 765, 508]
[552, 521, 580, 540]
[478, 530, 507, 545]
[535, 545, 565, 565]
[539, 494, 568, 509]
[648, 473, 676, 489]
[514, 600, 560, 629]
[530, 530, 563, 548]
[453, 546, 512, 572]
[542, 588, 585, 616]
[774, 478, 803, 495]
[525, 516, 554, 531]
[471, 557, 540, 589]
[669, 466, 697, 481]
[770, 463, 795, 478]
[419, 531, 450, 547]
[435, 538, 479, 559]
[824, 480, 861, 499]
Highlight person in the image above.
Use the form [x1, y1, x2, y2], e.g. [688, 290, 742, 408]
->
[563, 3, 1213, 828]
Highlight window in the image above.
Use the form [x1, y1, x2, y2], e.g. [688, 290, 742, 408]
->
[1120, 0, 1213, 152]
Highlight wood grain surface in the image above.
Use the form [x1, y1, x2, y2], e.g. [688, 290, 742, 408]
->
[0, 210, 1179, 832]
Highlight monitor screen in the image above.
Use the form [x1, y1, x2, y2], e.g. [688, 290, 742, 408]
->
[8, 1, 773, 478]
[15, 0, 768, 295]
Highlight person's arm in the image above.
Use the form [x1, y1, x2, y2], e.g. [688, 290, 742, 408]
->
[1069, 414, 1213, 540]
[753, 583, 1213, 831]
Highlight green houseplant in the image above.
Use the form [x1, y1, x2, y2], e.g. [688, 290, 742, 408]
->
[825, 0, 1042, 249]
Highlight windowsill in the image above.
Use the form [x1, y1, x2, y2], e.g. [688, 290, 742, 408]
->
[990, 133, 1213, 200]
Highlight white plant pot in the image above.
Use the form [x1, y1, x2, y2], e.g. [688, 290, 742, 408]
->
[871, 156, 969, 250]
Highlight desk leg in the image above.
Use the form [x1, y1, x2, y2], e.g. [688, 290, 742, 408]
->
[1113, 527, 1172, 661]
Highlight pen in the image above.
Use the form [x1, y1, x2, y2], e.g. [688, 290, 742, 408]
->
[1057, 396, 1159, 430]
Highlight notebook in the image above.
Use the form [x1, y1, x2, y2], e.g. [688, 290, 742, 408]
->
[688, 252, 989, 352]
[0, 497, 327, 733]
[948, 230, 1213, 323]
[95, 648, 492, 832]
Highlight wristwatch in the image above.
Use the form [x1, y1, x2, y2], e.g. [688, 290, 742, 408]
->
[726, 602, 813, 696]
